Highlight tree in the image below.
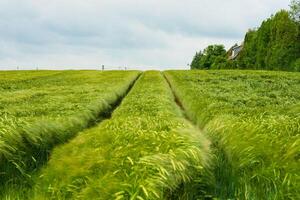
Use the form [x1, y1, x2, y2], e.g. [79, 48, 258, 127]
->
[292, 58, 300, 71]
[190, 45, 227, 70]
[191, 2, 300, 72]
[290, 0, 300, 22]
[237, 30, 257, 69]
[267, 10, 300, 70]
[237, 10, 300, 71]
[190, 51, 203, 69]
[211, 56, 227, 69]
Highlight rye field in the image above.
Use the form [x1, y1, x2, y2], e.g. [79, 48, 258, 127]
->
[0, 70, 299, 199]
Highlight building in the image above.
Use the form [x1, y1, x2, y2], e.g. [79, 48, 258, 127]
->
[227, 44, 243, 60]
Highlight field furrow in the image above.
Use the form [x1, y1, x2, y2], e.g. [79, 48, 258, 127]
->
[6, 71, 211, 200]
[0, 70, 140, 190]
[164, 70, 300, 199]
[1, 69, 299, 200]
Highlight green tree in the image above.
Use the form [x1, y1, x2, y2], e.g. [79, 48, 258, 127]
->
[290, 0, 300, 22]
[292, 58, 300, 71]
[237, 30, 257, 69]
[237, 10, 300, 71]
[211, 56, 227, 69]
[191, 2, 300, 72]
[267, 10, 300, 70]
[191, 45, 227, 70]
[190, 51, 203, 69]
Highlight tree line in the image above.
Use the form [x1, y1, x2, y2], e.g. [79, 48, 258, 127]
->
[191, 0, 300, 71]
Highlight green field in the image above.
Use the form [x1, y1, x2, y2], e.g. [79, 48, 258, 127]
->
[165, 70, 300, 199]
[0, 70, 140, 186]
[0, 70, 299, 199]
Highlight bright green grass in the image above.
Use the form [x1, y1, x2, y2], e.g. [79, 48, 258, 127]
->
[2, 69, 298, 200]
[0, 70, 137, 121]
[0, 70, 140, 187]
[164, 70, 300, 200]
[0, 70, 61, 82]
[13, 71, 211, 200]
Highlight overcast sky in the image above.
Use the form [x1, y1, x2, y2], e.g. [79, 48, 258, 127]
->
[0, 0, 290, 70]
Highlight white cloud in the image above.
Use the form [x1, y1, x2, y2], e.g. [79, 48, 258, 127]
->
[0, 0, 290, 70]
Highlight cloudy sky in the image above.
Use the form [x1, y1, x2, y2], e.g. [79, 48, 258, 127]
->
[0, 0, 290, 70]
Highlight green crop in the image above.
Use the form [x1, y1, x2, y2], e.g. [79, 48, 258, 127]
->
[1, 69, 299, 200]
[0, 70, 140, 188]
[27, 71, 210, 200]
[164, 70, 300, 199]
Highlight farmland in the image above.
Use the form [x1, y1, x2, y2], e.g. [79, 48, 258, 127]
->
[165, 70, 300, 199]
[0, 69, 299, 199]
[0, 70, 140, 187]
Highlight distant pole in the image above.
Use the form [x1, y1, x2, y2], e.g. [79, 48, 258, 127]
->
[17, 66, 19, 70]
[36, 67, 39, 70]
[102, 65, 104, 70]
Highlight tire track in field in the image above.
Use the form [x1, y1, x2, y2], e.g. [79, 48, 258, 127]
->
[163, 73, 236, 199]
[91, 72, 142, 125]
[162, 72, 193, 122]
[47, 72, 142, 156]
[0, 73, 142, 189]
[162, 72, 214, 199]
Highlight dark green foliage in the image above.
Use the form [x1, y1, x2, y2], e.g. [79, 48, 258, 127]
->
[191, 2, 300, 72]
[190, 51, 203, 69]
[237, 10, 300, 71]
[211, 56, 228, 69]
[190, 45, 226, 69]
[290, 0, 300, 22]
[292, 58, 300, 71]
[237, 30, 258, 69]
